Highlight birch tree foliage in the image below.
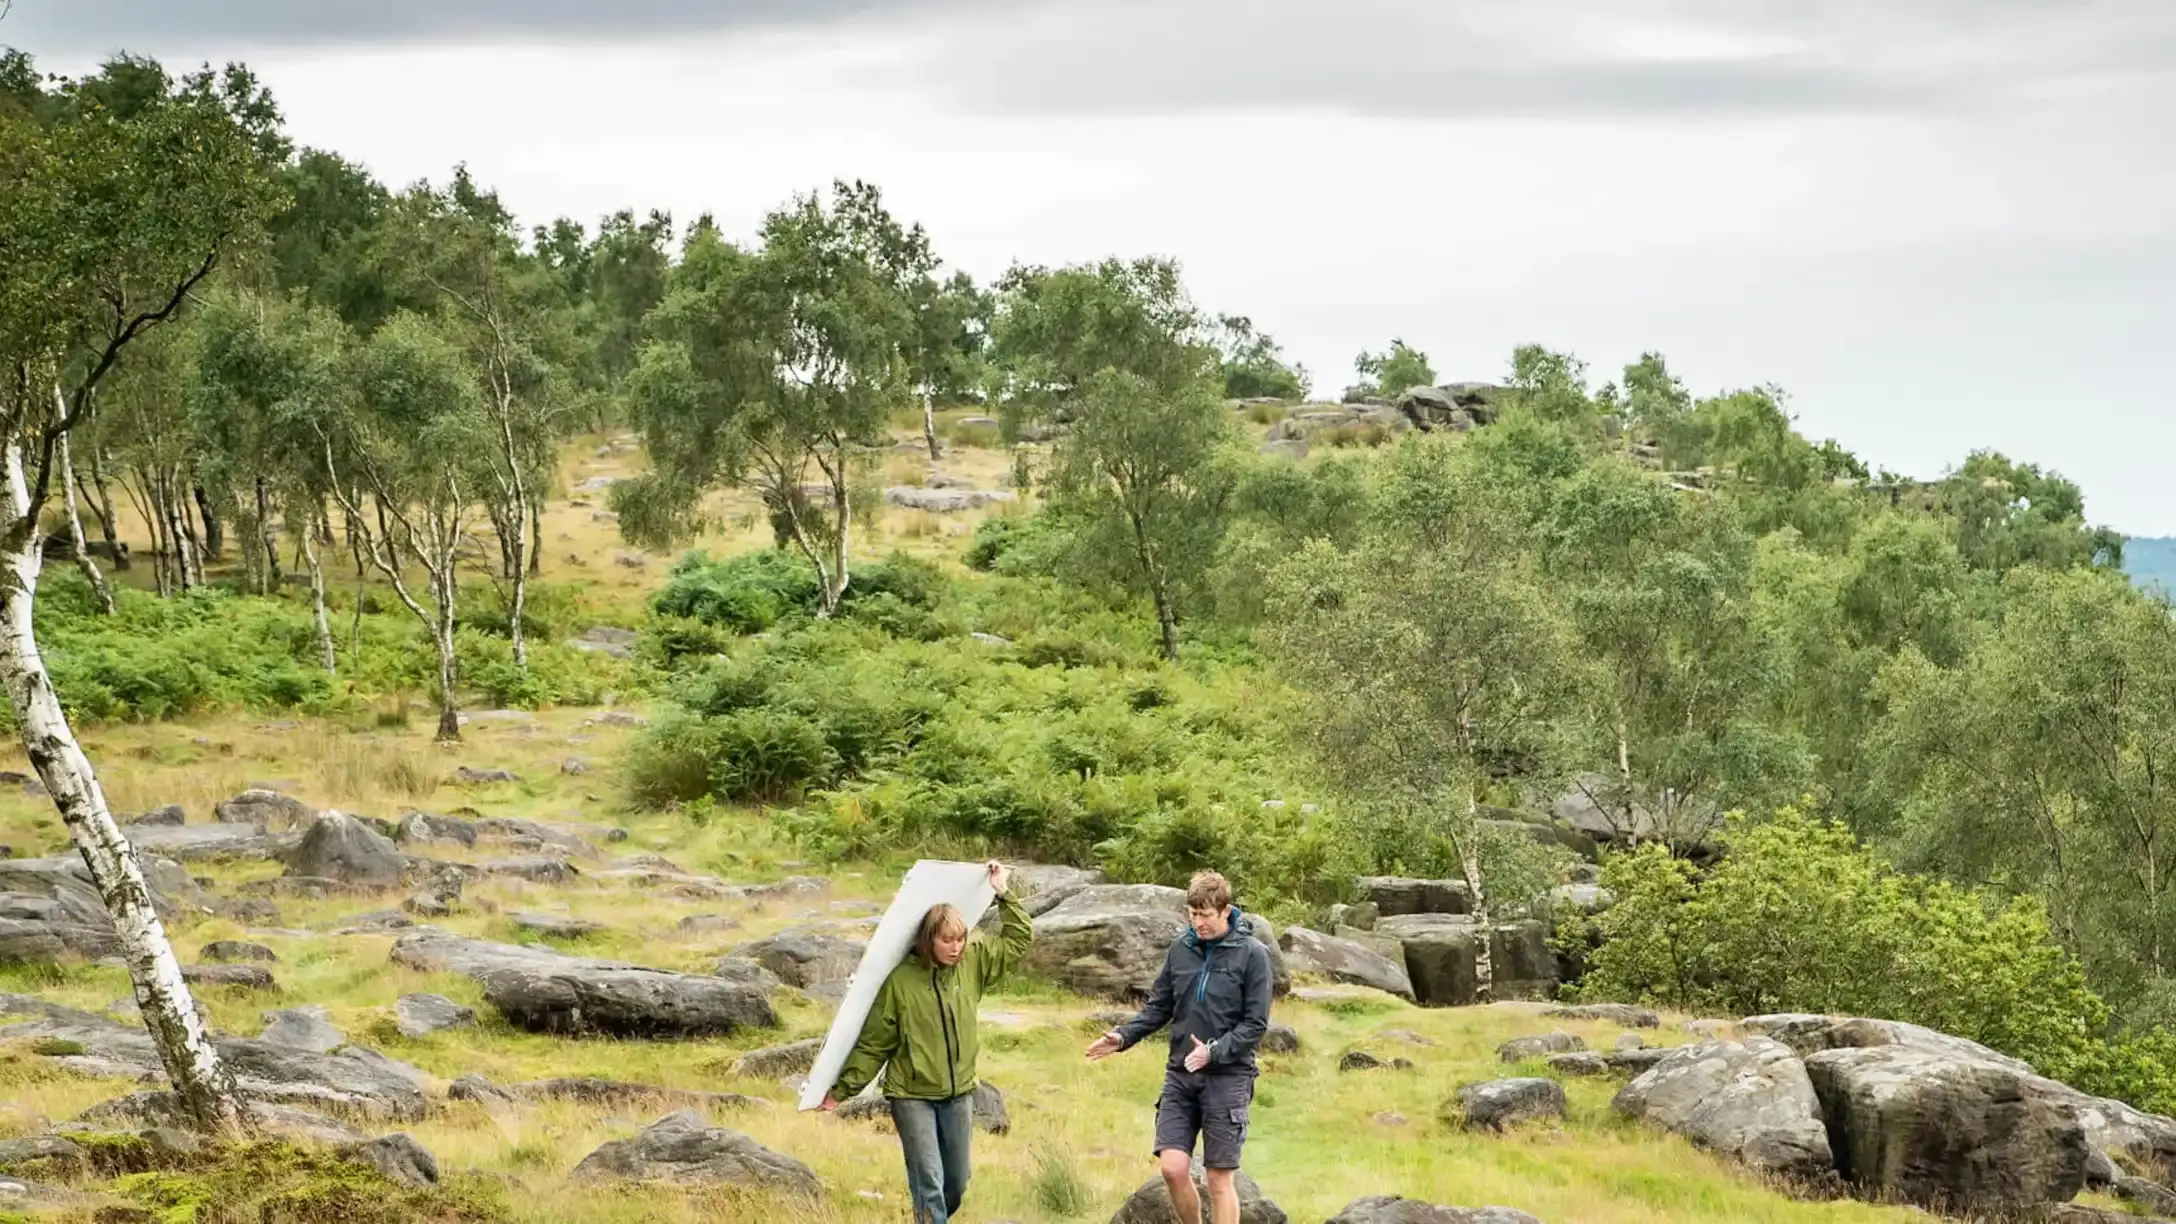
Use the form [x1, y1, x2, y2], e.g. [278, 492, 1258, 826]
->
[1262, 432, 1589, 996]
[987, 258, 1234, 660]
[615, 180, 927, 616]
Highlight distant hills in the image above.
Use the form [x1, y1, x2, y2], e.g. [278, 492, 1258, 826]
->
[2125, 537, 2176, 597]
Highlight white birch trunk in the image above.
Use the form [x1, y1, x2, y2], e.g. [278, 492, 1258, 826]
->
[431, 554, 461, 742]
[56, 426, 114, 616]
[1462, 778, 1492, 1004]
[0, 440, 245, 1134]
[922, 390, 940, 461]
[302, 510, 334, 673]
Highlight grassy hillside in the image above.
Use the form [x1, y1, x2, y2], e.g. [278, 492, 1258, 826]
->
[0, 418, 1988, 1224]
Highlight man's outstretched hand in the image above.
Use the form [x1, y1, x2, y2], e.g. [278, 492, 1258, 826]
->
[1085, 1029, 1123, 1061]
[986, 859, 1012, 896]
[1184, 1034, 1212, 1072]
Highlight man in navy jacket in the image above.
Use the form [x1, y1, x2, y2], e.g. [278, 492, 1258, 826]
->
[1086, 869, 1274, 1224]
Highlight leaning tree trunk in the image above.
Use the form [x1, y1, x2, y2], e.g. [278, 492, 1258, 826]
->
[192, 485, 221, 561]
[255, 477, 281, 593]
[0, 441, 245, 1134]
[922, 390, 941, 461]
[79, 443, 127, 571]
[56, 430, 115, 616]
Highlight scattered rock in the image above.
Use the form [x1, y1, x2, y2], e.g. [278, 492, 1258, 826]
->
[1373, 1112, 1409, 1127]
[731, 1038, 823, 1081]
[1111, 1158, 1285, 1224]
[713, 957, 785, 996]
[1498, 1033, 1584, 1062]
[560, 758, 590, 776]
[339, 1133, 439, 1187]
[511, 911, 603, 939]
[570, 627, 639, 660]
[739, 930, 867, 989]
[1341, 1050, 1411, 1072]
[1544, 1003, 1659, 1028]
[1448, 1079, 1566, 1132]
[884, 487, 1017, 512]
[1608, 1049, 1673, 1074]
[1260, 1023, 1301, 1055]
[2115, 1175, 2176, 1217]
[394, 994, 476, 1038]
[259, 1006, 344, 1054]
[182, 964, 276, 990]
[215, 789, 313, 831]
[474, 856, 576, 884]
[571, 1110, 821, 1198]
[453, 766, 520, 785]
[972, 1081, 1010, 1134]
[612, 551, 648, 569]
[487, 1077, 761, 1111]
[679, 914, 742, 935]
[1327, 1198, 1544, 1224]
[283, 811, 406, 889]
[1612, 1039, 1837, 1187]
[390, 931, 776, 1037]
[131, 804, 186, 827]
[1547, 1052, 1610, 1076]
[201, 940, 279, 964]
[0, 1135, 84, 1170]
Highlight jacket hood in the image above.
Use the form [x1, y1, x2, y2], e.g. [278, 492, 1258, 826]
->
[1183, 905, 1252, 951]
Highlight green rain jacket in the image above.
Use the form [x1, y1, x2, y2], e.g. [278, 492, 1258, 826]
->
[834, 889, 1034, 1101]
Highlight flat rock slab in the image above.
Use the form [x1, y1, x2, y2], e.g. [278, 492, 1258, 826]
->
[1280, 926, 1414, 1001]
[339, 1133, 439, 1188]
[80, 1093, 369, 1143]
[182, 964, 276, 989]
[201, 940, 279, 963]
[1545, 1003, 1659, 1028]
[452, 1075, 762, 1111]
[731, 1037, 823, 1081]
[260, 1006, 345, 1054]
[1449, 1079, 1566, 1132]
[1327, 1198, 1544, 1224]
[126, 823, 299, 863]
[215, 789, 314, 830]
[738, 930, 867, 989]
[572, 1109, 821, 1199]
[510, 912, 605, 939]
[1498, 1033, 1584, 1061]
[394, 993, 477, 1038]
[390, 931, 776, 1037]
[1613, 1038, 1837, 1187]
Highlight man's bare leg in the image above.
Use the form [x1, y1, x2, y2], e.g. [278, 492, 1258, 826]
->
[1204, 1166, 1240, 1224]
[1158, 1149, 1203, 1224]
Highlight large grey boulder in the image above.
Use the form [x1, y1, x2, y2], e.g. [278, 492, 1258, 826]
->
[390, 931, 775, 1037]
[738, 930, 866, 989]
[283, 811, 406, 889]
[1612, 1038, 1837, 1186]
[1327, 1199, 1543, 1224]
[1030, 886, 1285, 1000]
[1489, 921, 1556, 1001]
[571, 1110, 821, 1198]
[1449, 1079, 1566, 1131]
[1279, 927, 1414, 1000]
[1009, 864, 1107, 917]
[81, 1093, 368, 1143]
[0, 855, 193, 924]
[1379, 915, 1479, 1007]
[0, 912, 121, 961]
[125, 822, 299, 863]
[1356, 877, 1470, 917]
[1111, 1158, 1285, 1224]
[1498, 1033, 1583, 1062]
[1803, 1043, 2088, 1215]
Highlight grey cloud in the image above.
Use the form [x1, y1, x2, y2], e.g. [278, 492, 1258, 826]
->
[910, 0, 2176, 118]
[0, 0, 1030, 53]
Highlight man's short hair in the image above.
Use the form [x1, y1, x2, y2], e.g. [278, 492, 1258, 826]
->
[1187, 870, 1231, 913]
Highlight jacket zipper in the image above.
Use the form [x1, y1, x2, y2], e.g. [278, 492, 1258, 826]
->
[932, 967, 958, 1098]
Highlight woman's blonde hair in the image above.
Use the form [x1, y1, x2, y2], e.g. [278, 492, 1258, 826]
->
[914, 902, 969, 964]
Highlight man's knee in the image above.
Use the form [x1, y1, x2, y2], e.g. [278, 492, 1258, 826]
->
[1203, 1166, 1237, 1192]
[1157, 1148, 1195, 1184]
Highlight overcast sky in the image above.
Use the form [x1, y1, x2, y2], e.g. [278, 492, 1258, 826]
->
[10, 0, 2175, 532]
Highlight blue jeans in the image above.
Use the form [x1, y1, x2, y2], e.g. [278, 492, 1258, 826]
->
[889, 1092, 975, 1224]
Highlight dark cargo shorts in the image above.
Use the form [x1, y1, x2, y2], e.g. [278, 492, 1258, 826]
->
[1153, 1067, 1256, 1169]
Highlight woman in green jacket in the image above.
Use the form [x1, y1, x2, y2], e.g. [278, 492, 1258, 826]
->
[824, 860, 1034, 1224]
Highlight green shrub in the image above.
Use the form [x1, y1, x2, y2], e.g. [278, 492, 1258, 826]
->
[1568, 808, 2149, 1103]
